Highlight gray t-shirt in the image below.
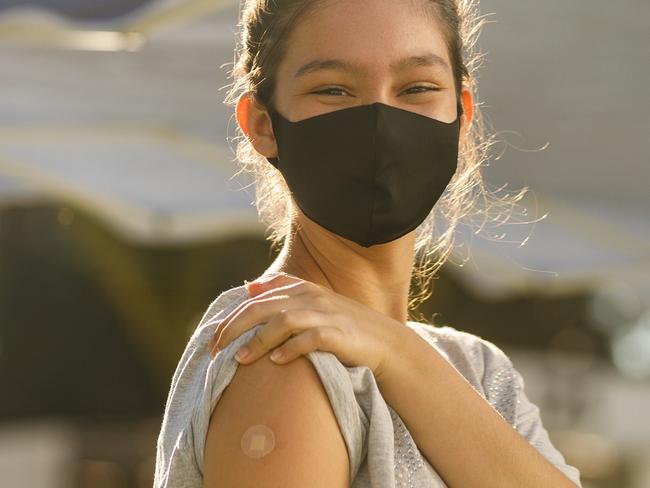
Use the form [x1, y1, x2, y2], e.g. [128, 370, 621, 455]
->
[154, 283, 582, 487]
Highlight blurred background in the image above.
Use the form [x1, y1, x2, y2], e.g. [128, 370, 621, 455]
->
[0, 0, 648, 487]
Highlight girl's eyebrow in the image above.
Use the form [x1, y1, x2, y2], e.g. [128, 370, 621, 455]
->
[293, 53, 450, 79]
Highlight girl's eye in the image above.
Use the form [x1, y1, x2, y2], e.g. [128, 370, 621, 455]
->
[404, 85, 441, 94]
[313, 87, 348, 96]
[313, 85, 440, 96]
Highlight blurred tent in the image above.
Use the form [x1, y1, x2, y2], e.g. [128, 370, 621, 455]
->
[0, 0, 156, 21]
[0, 127, 260, 245]
[0, 0, 260, 246]
[0, 0, 235, 51]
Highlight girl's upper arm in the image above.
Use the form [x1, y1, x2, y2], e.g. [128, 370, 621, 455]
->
[202, 351, 350, 487]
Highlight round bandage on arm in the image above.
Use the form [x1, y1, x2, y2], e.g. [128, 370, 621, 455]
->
[240, 424, 275, 459]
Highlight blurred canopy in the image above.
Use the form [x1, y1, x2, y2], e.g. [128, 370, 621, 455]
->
[0, 0, 156, 20]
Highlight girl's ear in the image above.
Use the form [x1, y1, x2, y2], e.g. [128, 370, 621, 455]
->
[460, 89, 474, 134]
[236, 92, 252, 137]
[235, 92, 279, 161]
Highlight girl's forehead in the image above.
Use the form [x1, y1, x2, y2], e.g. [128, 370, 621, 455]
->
[288, 0, 445, 42]
[281, 2, 449, 73]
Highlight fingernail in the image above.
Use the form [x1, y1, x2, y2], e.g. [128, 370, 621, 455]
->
[235, 347, 249, 362]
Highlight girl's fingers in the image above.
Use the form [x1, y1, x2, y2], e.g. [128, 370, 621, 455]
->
[208, 283, 303, 350]
[268, 326, 337, 364]
[210, 294, 288, 352]
[232, 308, 322, 363]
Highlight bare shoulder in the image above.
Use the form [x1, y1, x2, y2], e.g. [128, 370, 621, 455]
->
[202, 351, 350, 488]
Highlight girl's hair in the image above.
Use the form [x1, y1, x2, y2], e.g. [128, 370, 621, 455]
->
[222, 0, 528, 323]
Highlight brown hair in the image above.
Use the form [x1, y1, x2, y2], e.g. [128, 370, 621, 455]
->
[222, 0, 528, 323]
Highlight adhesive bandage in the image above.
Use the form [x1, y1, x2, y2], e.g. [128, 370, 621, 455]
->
[240, 424, 275, 459]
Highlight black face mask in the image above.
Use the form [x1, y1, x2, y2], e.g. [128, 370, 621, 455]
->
[266, 100, 463, 247]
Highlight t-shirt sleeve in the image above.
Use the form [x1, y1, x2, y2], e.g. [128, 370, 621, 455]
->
[511, 367, 582, 487]
[479, 338, 582, 487]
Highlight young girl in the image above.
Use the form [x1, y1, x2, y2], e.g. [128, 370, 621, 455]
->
[154, 0, 582, 486]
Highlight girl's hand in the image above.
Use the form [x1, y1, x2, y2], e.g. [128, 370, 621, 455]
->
[207, 272, 402, 381]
